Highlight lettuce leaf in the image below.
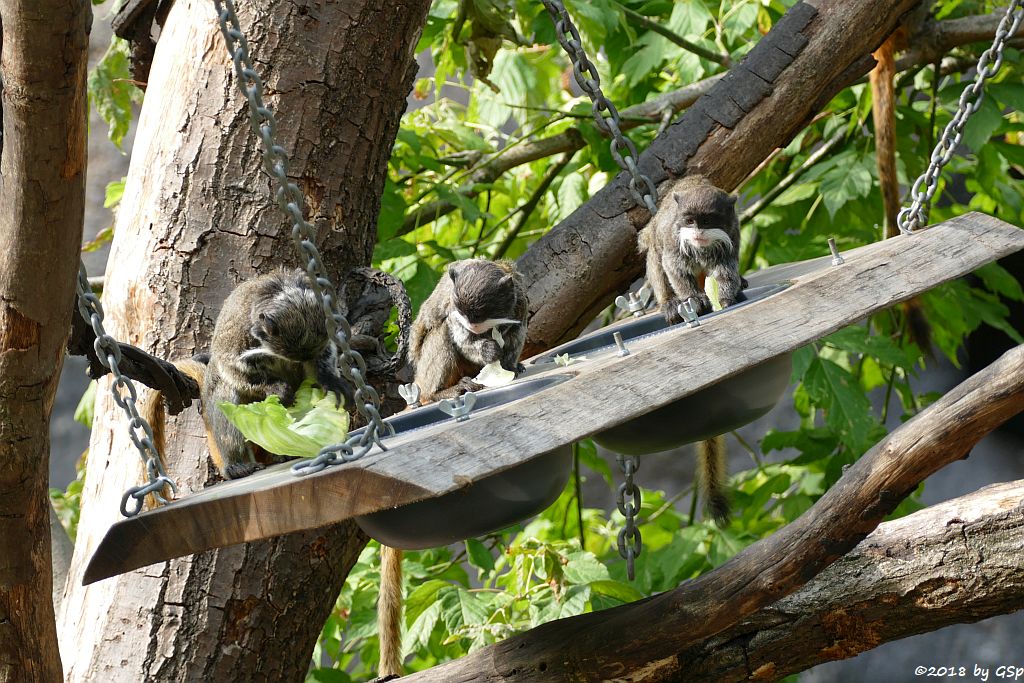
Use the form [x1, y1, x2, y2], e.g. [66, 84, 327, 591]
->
[217, 380, 349, 458]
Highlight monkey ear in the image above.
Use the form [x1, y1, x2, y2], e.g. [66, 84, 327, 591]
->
[727, 194, 737, 207]
[447, 262, 461, 282]
[672, 191, 685, 206]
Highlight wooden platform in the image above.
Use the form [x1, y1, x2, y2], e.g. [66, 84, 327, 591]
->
[83, 213, 1024, 584]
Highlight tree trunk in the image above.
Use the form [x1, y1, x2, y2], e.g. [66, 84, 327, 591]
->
[57, 1, 429, 680]
[0, 0, 90, 680]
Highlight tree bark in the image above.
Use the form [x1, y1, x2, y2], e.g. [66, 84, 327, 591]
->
[679, 480, 1024, 681]
[0, 0, 90, 680]
[517, 0, 923, 356]
[57, 1, 429, 681]
[404, 344, 1024, 682]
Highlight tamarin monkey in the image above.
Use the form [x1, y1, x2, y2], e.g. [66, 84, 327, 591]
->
[870, 30, 932, 352]
[639, 175, 740, 526]
[376, 258, 529, 678]
[408, 258, 529, 403]
[639, 175, 743, 324]
[141, 269, 354, 483]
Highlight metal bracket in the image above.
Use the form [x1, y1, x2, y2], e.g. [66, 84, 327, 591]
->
[398, 383, 421, 408]
[828, 237, 845, 266]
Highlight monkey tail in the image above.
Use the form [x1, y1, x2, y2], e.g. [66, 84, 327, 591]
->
[870, 35, 899, 239]
[140, 357, 207, 508]
[697, 436, 730, 527]
[378, 545, 404, 678]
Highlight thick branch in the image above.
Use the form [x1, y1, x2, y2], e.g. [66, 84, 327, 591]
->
[898, 10, 1024, 71]
[0, 0, 90, 679]
[679, 480, 1024, 680]
[406, 344, 1024, 681]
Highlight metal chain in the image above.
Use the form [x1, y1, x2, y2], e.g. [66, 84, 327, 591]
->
[541, 0, 659, 215]
[542, 0, 651, 577]
[212, 0, 393, 475]
[898, 0, 1023, 233]
[75, 264, 178, 516]
[615, 456, 642, 580]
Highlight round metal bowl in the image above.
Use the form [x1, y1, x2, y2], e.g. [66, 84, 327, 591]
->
[354, 375, 573, 550]
[528, 284, 792, 455]
[531, 284, 788, 364]
[592, 353, 792, 455]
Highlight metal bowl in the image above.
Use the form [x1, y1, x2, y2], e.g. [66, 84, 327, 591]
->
[354, 375, 573, 549]
[529, 284, 792, 455]
[531, 284, 788, 363]
[592, 353, 792, 455]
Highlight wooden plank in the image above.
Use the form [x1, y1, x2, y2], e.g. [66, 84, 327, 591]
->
[83, 213, 1024, 584]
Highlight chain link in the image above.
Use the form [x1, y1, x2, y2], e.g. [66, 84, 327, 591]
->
[541, 0, 659, 215]
[898, 0, 1023, 233]
[212, 0, 394, 476]
[615, 455, 642, 580]
[75, 264, 178, 516]
[542, 0, 653, 577]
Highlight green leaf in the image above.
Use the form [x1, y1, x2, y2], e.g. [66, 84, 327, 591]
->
[824, 326, 916, 369]
[974, 262, 1024, 302]
[555, 172, 588, 222]
[961, 95, 1004, 154]
[88, 37, 142, 149]
[104, 178, 126, 209]
[801, 356, 878, 453]
[589, 579, 644, 604]
[217, 380, 349, 457]
[74, 381, 97, 428]
[465, 538, 495, 574]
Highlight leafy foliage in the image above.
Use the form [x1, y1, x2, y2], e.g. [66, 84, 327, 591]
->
[88, 37, 142, 150]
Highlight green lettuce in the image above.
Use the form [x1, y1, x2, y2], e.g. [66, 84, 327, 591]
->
[218, 380, 349, 458]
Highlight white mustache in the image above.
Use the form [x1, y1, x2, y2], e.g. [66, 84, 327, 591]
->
[449, 309, 519, 335]
[678, 227, 733, 250]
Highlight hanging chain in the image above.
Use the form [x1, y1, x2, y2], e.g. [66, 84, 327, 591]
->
[541, 0, 659, 215]
[898, 0, 1023, 233]
[213, 0, 393, 475]
[616, 456, 642, 581]
[75, 265, 178, 516]
[542, 0, 652, 577]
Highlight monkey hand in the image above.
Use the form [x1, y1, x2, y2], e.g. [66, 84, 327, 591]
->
[456, 376, 486, 393]
[480, 340, 502, 364]
[267, 381, 298, 407]
[318, 372, 356, 409]
[662, 299, 685, 325]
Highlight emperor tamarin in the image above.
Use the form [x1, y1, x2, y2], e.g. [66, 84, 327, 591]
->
[639, 175, 743, 324]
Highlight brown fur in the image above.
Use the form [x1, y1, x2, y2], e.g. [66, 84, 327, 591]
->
[697, 435, 730, 527]
[378, 545, 404, 678]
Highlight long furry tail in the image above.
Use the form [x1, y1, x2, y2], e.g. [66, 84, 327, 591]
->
[378, 545, 404, 678]
[140, 357, 207, 509]
[697, 436, 730, 527]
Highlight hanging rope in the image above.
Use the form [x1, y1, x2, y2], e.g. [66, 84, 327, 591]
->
[898, 0, 1023, 233]
[212, 0, 393, 475]
[541, 0, 655, 580]
[75, 264, 177, 516]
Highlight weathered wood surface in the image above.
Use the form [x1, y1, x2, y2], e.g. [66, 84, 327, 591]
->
[59, 0, 431, 680]
[84, 212, 1024, 583]
[403, 342, 1024, 682]
[517, 0, 923, 356]
[676, 480, 1024, 681]
[0, 0, 91, 679]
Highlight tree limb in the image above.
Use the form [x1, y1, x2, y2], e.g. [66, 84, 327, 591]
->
[678, 479, 1024, 680]
[405, 344, 1024, 681]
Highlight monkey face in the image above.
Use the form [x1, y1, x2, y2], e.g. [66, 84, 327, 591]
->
[448, 260, 520, 335]
[672, 187, 737, 253]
